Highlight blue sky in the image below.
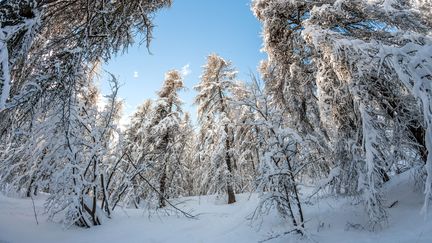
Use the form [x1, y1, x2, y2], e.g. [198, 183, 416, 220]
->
[102, 0, 265, 125]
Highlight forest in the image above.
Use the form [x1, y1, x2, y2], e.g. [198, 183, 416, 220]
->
[0, 0, 432, 242]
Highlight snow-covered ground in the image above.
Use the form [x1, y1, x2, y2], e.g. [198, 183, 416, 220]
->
[1, 171, 431, 243]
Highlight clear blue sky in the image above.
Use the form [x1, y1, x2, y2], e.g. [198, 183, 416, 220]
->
[102, 0, 265, 125]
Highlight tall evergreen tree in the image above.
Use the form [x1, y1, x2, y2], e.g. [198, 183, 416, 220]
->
[149, 70, 185, 208]
[116, 70, 185, 209]
[194, 54, 238, 204]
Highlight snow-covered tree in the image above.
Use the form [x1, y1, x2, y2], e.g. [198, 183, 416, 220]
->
[0, 55, 123, 227]
[252, 0, 432, 228]
[238, 77, 306, 235]
[302, 0, 431, 227]
[194, 54, 238, 204]
[1, 0, 171, 116]
[0, 0, 171, 227]
[147, 70, 185, 207]
[108, 100, 155, 210]
[231, 81, 260, 192]
[252, 0, 332, 185]
[179, 112, 198, 197]
[114, 70, 186, 209]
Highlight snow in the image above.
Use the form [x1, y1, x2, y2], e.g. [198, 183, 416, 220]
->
[304, 171, 432, 243]
[1, 171, 432, 243]
[0, 194, 278, 243]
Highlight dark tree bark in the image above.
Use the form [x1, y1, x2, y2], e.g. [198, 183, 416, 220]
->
[159, 170, 167, 208]
[225, 125, 236, 204]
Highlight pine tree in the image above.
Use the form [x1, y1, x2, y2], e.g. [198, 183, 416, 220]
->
[194, 54, 238, 204]
[231, 82, 259, 192]
[115, 70, 185, 209]
[149, 70, 185, 208]
[179, 112, 197, 197]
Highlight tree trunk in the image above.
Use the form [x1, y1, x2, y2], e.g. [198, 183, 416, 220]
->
[410, 125, 428, 163]
[227, 184, 236, 204]
[225, 124, 236, 204]
[159, 170, 167, 208]
[285, 154, 305, 233]
[26, 177, 35, 197]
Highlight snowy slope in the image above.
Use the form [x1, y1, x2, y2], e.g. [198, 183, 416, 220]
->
[300, 171, 432, 243]
[1, 171, 431, 243]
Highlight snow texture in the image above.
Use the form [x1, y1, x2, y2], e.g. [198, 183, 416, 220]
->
[1, 171, 431, 243]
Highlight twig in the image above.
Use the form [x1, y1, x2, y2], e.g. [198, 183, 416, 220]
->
[259, 229, 298, 243]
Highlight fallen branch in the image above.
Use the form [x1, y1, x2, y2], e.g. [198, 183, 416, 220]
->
[258, 229, 298, 243]
[388, 200, 398, 208]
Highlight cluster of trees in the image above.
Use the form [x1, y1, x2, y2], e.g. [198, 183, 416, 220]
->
[0, 0, 172, 227]
[1, 0, 431, 236]
[251, 0, 432, 232]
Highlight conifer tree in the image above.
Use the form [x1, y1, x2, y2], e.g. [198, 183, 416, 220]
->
[117, 70, 185, 209]
[195, 54, 238, 204]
